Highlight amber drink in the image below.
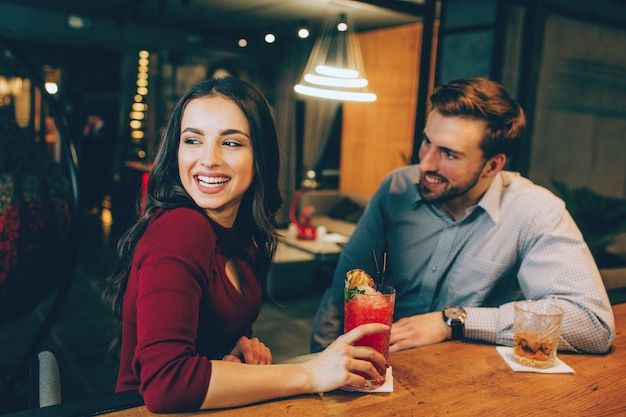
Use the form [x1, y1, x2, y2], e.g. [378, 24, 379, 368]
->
[513, 300, 564, 369]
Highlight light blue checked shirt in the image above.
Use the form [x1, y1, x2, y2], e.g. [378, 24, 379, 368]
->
[311, 166, 615, 354]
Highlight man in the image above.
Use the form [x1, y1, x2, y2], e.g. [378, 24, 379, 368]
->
[311, 77, 615, 354]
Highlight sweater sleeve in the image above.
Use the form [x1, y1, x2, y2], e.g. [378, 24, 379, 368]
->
[132, 208, 215, 412]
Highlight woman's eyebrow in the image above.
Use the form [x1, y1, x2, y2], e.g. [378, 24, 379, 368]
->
[222, 128, 250, 138]
[180, 126, 250, 139]
[181, 127, 203, 135]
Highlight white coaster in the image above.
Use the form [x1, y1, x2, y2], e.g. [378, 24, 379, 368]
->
[339, 367, 393, 393]
[496, 346, 575, 373]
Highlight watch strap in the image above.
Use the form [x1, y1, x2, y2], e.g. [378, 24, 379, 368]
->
[450, 320, 463, 340]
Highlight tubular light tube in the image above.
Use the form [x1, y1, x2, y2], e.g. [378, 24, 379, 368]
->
[315, 65, 359, 79]
[294, 84, 376, 102]
[304, 73, 368, 88]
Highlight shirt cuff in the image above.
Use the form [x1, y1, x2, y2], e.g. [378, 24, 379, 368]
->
[463, 306, 508, 345]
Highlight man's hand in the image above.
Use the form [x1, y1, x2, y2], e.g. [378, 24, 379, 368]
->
[222, 336, 272, 364]
[389, 312, 452, 353]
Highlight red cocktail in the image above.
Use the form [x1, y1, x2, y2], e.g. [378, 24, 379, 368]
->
[344, 284, 395, 389]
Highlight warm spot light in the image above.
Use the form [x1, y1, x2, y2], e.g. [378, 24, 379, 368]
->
[131, 130, 145, 139]
[44, 82, 58, 94]
[298, 27, 310, 39]
[132, 103, 148, 111]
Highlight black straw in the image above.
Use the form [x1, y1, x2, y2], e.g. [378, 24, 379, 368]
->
[381, 252, 387, 290]
[372, 249, 381, 289]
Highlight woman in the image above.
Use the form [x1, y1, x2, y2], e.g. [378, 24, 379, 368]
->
[104, 78, 387, 413]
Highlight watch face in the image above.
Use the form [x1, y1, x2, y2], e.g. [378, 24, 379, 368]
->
[445, 306, 466, 320]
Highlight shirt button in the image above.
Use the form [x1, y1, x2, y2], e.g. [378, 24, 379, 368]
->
[431, 266, 437, 272]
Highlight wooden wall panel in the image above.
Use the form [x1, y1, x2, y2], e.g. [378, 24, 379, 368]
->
[339, 23, 421, 196]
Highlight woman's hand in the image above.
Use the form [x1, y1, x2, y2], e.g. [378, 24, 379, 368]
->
[222, 336, 272, 365]
[303, 323, 389, 393]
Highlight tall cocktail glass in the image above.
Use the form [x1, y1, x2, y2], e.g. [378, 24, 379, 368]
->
[344, 284, 396, 389]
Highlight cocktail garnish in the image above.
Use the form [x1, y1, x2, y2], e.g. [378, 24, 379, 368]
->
[344, 269, 375, 302]
[346, 268, 375, 288]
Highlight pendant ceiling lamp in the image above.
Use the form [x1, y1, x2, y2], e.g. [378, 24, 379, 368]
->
[294, 13, 376, 102]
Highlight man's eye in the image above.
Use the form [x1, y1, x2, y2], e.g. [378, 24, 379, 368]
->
[444, 150, 456, 159]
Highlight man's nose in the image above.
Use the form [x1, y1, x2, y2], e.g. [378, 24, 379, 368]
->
[419, 146, 437, 172]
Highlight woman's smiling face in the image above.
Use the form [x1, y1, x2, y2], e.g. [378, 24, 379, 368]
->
[178, 96, 254, 227]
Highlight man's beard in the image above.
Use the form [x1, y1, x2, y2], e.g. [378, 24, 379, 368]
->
[418, 165, 484, 205]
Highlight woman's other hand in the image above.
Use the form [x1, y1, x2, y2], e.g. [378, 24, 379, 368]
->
[223, 336, 272, 364]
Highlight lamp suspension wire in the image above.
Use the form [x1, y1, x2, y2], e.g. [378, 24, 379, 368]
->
[294, 13, 376, 102]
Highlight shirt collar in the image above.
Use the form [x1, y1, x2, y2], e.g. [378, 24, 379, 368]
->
[476, 172, 505, 224]
[412, 172, 426, 209]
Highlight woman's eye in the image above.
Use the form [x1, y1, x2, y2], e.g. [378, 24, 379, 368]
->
[183, 138, 200, 145]
[223, 139, 243, 147]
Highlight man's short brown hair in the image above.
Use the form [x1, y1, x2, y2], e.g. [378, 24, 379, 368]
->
[429, 77, 526, 159]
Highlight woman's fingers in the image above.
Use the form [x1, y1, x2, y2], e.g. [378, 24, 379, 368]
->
[221, 354, 242, 363]
[340, 323, 390, 345]
[226, 336, 272, 365]
[243, 337, 272, 365]
[347, 351, 383, 379]
[339, 323, 389, 371]
[348, 344, 388, 375]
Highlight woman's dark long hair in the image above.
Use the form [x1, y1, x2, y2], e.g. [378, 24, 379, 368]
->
[103, 77, 283, 360]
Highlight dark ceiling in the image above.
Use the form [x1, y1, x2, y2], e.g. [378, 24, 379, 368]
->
[0, 0, 425, 48]
[0, 0, 427, 123]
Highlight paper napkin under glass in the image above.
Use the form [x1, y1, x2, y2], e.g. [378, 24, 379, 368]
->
[496, 346, 575, 373]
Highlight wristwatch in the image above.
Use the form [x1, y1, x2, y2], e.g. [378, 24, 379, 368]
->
[442, 306, 467, 340]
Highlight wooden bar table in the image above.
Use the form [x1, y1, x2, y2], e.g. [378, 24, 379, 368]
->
[100, 303, 626, 416]
[12, 304, 624, 417]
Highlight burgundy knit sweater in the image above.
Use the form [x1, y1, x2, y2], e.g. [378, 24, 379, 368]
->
[115, 207, 262, 412]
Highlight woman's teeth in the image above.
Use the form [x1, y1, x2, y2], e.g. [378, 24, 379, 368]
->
[197, 175, 230, 186]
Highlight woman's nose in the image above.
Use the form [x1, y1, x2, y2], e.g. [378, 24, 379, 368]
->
[201, 143, 221, 167]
